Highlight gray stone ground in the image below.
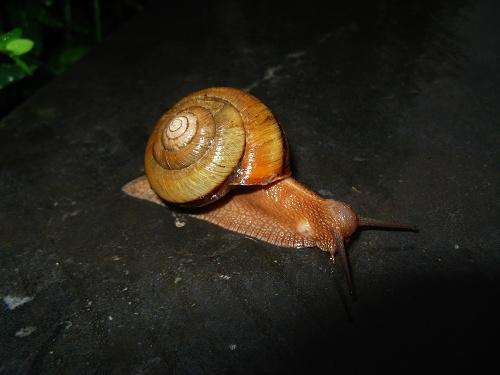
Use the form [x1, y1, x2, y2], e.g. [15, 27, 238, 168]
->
[1, 1, 498, 373]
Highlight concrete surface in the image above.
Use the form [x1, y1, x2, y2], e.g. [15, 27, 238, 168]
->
[1, 1, 498, 373]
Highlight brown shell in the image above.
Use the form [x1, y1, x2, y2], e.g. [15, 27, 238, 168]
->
[144, 87, 290, 205]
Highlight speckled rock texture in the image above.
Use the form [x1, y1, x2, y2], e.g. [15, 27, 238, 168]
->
[0, 1, 498, 374]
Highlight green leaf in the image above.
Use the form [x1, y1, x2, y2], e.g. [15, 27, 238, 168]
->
[10, 56, 36, 75]
[60, 46, 88, 66]
[0, 63, 27, 89]
[6, 39, 34, 56]
[0, 28, 23, 49]
[49, 46, 89, 74]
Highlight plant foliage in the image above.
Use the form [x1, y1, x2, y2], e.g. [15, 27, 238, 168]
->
[0, 0, 145, 115]
[0, 28, 36, 88]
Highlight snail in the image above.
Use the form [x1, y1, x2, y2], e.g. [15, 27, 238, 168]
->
[123, 87, 417, 291]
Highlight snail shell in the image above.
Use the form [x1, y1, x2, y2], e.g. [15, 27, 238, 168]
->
[145, 87, 290, 205]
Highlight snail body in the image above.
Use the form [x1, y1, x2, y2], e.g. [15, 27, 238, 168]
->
[125, 175, 357, 251]
[123, 87, 416, 288]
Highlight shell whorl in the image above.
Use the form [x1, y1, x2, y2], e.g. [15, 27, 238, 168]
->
[145, 87, 290, 205]
[162, 113, 197, 150]
[152, 106, 217, 171]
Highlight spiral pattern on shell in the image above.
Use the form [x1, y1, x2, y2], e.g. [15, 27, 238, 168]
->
[145, 87, 290, 205]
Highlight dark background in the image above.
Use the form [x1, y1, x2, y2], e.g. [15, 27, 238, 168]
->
[1, 1, 499, 374]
